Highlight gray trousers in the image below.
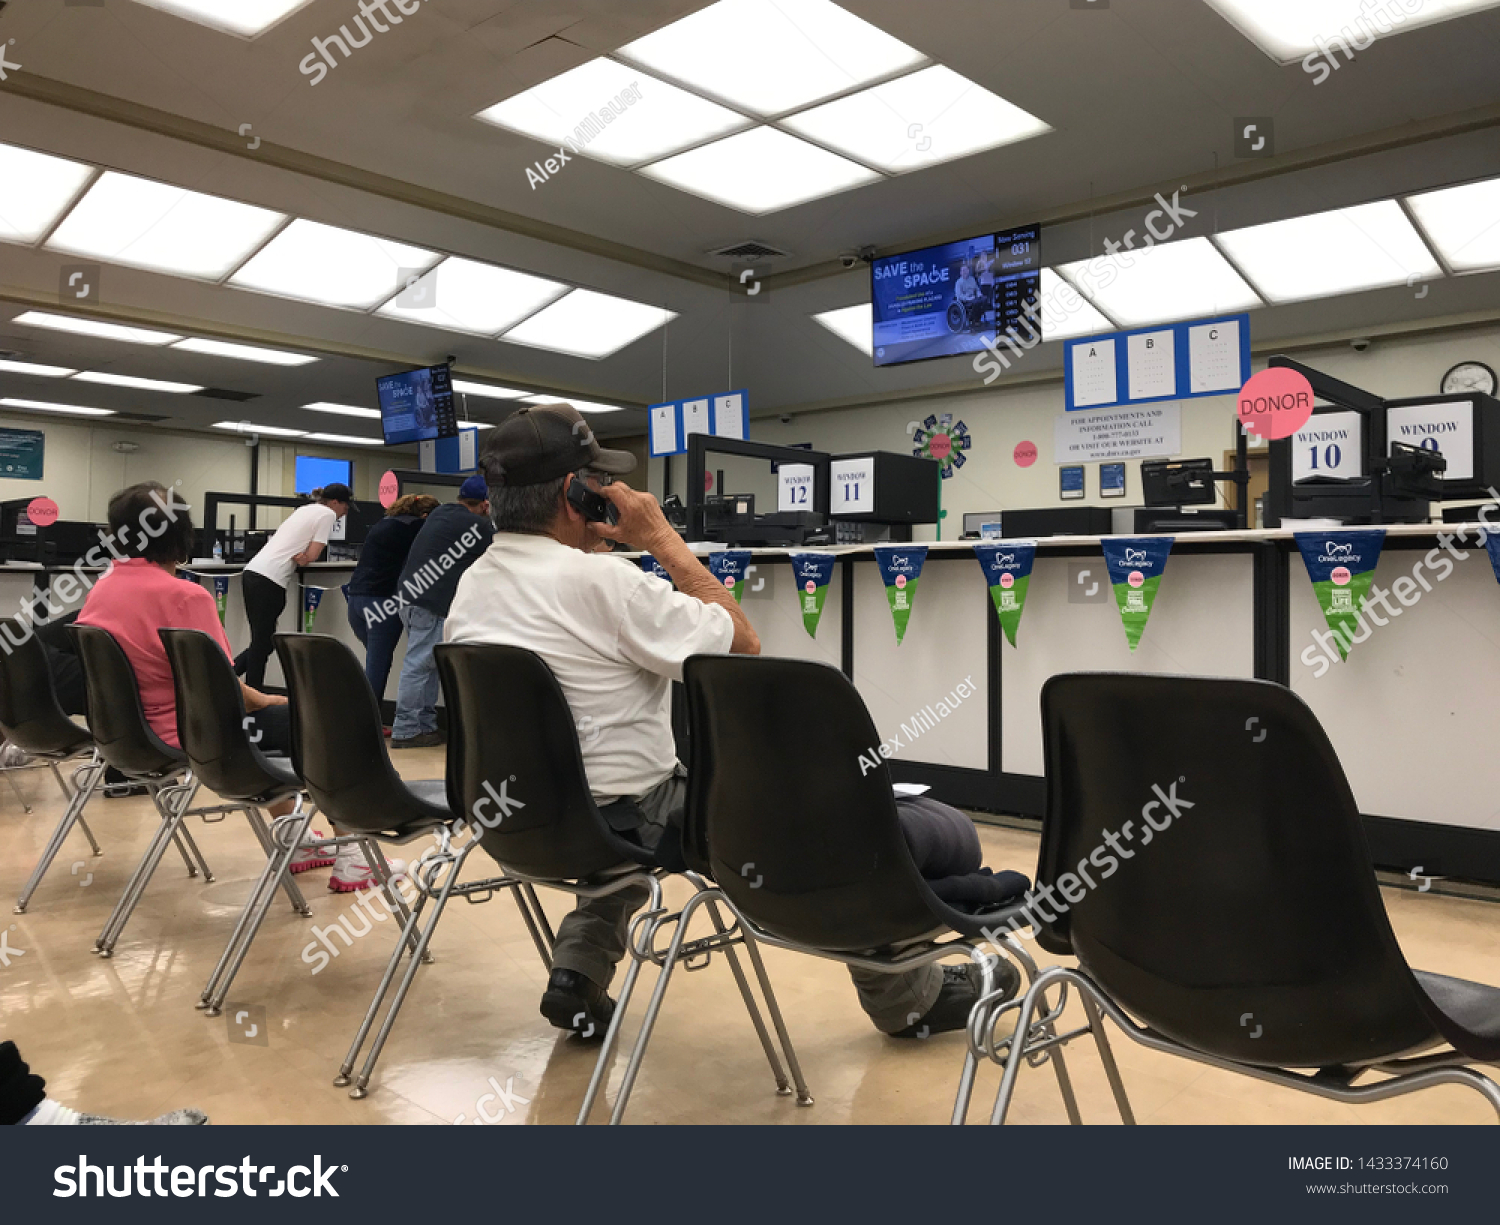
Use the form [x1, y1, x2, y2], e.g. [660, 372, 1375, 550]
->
[549, 779, 981, 1034]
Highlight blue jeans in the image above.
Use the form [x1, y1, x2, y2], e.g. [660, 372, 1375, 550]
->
[392, 604, 443, 738]
[346, 593, 403, 702]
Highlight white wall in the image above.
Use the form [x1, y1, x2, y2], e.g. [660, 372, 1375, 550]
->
[0, 413, 397, 530]
[731, 325, 1500, 539]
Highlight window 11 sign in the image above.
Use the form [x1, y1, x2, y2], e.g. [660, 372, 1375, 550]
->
[830, 457, 874, 514]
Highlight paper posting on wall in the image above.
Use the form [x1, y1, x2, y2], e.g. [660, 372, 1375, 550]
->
[712, 392, 746, 440]
[1187, 318, 1242, 392]
[1126, 330, 1176, 400]
[789, 552, 837, 638]
[1294, 530, 1387, 662]
[302, 585, 323, 633]
[213, 575, 230, 624]
[681, 399, 710, 438]
[1055, 402, 1181, 464]
[707, 550, 752, 602]
[873, 544, 928, 644]
[973, 540, 1037, 647]
[1099, 537, 1174, 651]
[1070, 338, 1117, 408]
[639, 555, 671, 583]
[649, 404, 678, 456]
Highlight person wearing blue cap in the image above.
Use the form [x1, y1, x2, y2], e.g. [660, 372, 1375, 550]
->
[389, 475, 494, 748]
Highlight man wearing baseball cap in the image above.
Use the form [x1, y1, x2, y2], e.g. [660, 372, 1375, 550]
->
[388, 473, 494, 748]
[445, 402, 760, 1037]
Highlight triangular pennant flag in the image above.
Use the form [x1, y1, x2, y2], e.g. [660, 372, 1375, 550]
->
[212, 575, 230, 625]
[873, 544, 929, 644]
[639, 554, 672, 583]
[789, 552, 836, 638]
[707, 550, 752, 602]
[1486, 531, 1500, 585]
[1295, 530, 1386, 661]
[973, 540, 1037, 647]
[1099, 537, 1174, 651]
[302, 586, 324, 633]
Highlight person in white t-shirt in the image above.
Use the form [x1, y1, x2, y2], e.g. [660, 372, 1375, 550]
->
[446, 404, 1020, 1043]
[234, 483, 351, 689]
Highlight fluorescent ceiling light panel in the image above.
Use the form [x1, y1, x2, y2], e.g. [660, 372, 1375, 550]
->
[476, 58, 751, 167]
[520, 394, 625, 413]
[71, 371, 203, 393]
[128, 0, 317, 38]
[456, 420, 495, 429]
[1058, 238, 1262, 328]
[46, 171, 286, 280]
[619, 0, 925, 116]
[452, 380, 529, 399]
[1214, 200, 1440, 303]
[230, 219, 440, 310]
[812, 303, 873, 355]
[640, 126, 879, 214]
[304, 432, 384, 446]
[0, 359, 75, 377]
[304, 402, 380, 419]
[170, 338, 318, 365]
[213, 421, 307, 437]
[1038, 268, 1114, 341]
[13, 311, 181, 345]
[376, 257, 567, 335]
[0, 397, 115, 416]
[1202, 0, 1500, 63]
[1407, 176, 1500, 272]
[0, 144, 94, 243]
[502, 289, 675, 359]
[783, 65, 1050, 172]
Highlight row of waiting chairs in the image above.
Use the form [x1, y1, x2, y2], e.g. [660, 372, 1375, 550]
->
[4, 617, 1499, 1124]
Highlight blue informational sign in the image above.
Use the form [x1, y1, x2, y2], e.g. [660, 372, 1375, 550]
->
[872, 226, 1040, 368]
[1060, 465, 1085, 499]
[376, 365, 457, 445]
[1064, 313, 1251, 412]
[1100, 462, 1126, 497]
[647, 390, 748, 458]
[0, 428, 45, 480]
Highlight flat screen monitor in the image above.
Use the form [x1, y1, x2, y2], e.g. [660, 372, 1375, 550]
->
[294, 455, 353, 494]
[376, 364, 457, 446]
[962, 511, 1003, 537]
[1142, 458, 1216, 507]
[870, 224, 1040, 367]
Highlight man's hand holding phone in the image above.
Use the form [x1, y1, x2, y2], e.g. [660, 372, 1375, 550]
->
[589, 482, 676, 554]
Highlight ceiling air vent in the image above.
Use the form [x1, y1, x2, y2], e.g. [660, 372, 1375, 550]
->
[191, 387, 260, 402]
[707, 240, 791, 262]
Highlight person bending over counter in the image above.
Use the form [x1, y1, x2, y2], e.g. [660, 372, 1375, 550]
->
[447, 403, 1024, 1041]
[234, 482, 351, 689]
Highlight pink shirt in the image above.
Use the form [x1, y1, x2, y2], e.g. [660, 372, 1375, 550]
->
[77, 559, 234, 748]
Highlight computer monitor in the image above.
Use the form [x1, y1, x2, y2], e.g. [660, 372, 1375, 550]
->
[294, 455, 353, 494]
[962, 511, 1003, 537]
[1141, 458, 1216, 507]
[376, 363, 458, 446]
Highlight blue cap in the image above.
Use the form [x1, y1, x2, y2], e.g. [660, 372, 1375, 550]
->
[459, 474, 489, 500]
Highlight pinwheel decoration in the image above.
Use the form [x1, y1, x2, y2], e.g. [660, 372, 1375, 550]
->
[912, 412, 971, 480]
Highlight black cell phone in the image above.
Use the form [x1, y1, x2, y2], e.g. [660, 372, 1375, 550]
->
[566, 476, 619, 525]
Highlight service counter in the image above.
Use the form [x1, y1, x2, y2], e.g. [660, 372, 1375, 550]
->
[648, 523, 1500, 884]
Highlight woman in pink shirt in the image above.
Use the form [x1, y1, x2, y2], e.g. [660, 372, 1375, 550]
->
[77, 482, 389, 892]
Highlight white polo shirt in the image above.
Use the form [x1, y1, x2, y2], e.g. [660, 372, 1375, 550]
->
[444, 533, 734, 802]
[244, 503, 337, 589]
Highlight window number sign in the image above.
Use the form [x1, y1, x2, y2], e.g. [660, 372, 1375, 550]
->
[830, 457, 874, 515]
[778, 462, 815, 512]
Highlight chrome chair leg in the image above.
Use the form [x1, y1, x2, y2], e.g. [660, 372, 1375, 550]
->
[95, 778, 193, 956]
[3, 762, 31, 812]
[201, 803, 315, 1015]
[14, 755, 105, 914]
[512, 883, 554, 971]
[244, 806, 310, 915]
[172, 786, 212, 882]
[357, 838, 426, 962]
[1079, 990, 1135, 1124]
[347, 843, 472, 1098]
[335, 889, 429, 1090]
[1000, 934, 1082, 1125]
[952, 950, 998, 1125]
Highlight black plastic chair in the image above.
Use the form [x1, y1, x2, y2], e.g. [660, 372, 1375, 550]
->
[1, 617, 104, 913]
[274, 632, 551, 1099]
[159, 628, 329, 1015]
[69, 623, 242, 957]
[675, 654, 1054, 1126]
[980, 672, 1500, 1124]
[436, 642, 806, 1124]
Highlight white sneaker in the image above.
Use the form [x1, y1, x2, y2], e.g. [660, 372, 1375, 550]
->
[329, 845, 406, 894]
[288, 830, 335, 875]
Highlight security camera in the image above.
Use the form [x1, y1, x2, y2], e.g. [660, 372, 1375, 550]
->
[839, 251, 861, 270]
[1350, 337, 1371, 352]
[778, 414, 794, 425]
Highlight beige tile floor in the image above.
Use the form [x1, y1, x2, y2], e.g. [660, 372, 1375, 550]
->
[2, 751, 1496, 1126]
